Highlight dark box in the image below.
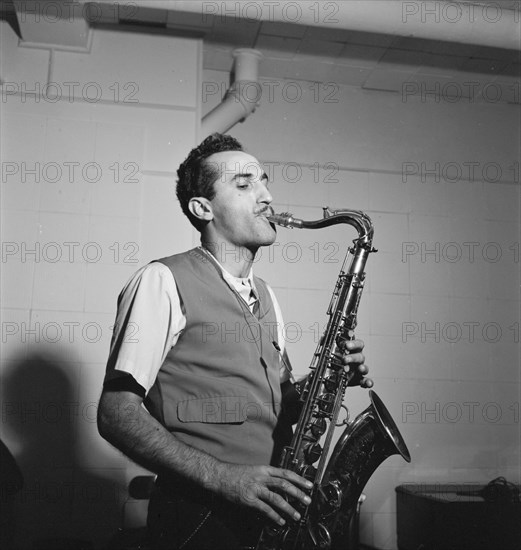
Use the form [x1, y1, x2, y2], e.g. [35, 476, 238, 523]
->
[396, 483, 521, 550]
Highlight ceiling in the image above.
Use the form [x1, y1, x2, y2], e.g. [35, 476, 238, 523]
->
[199, 22, 520, 103]
[4, 0, 521, 103]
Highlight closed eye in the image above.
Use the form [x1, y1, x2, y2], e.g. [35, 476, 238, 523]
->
[236, 178, 251, 189]
[233, 172, 269, 186]
[234, 174, 252, 186]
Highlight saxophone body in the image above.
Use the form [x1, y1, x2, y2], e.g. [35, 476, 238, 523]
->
[257, 208, 411, 550]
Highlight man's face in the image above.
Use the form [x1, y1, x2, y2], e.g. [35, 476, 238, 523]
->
[204, 151, 276, 250]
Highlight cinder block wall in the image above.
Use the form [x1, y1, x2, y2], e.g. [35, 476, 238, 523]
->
[1, 17, 519, 550]
[1, 24, 200, 549]
[203, 69, 520, 549]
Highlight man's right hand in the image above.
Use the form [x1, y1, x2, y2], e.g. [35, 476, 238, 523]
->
[212, 463, 313, 526]
[98, 389, 313, 526]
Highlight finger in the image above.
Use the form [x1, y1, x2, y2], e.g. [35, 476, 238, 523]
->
[268, 477, 312, 508]
[271, 468, 313, 492]
[270, 478, 311, 506]
[343, 339, 365, 352]
[343, 352, 365, 365]
[362, 377, 374, 388]
[263, 489, 303, 522]
[243, 481, 289, 526]
[343, 360, 368, 376]
[255, 498, 286, 526]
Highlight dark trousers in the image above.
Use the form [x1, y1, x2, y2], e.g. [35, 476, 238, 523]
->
[147, 478, 262, 550]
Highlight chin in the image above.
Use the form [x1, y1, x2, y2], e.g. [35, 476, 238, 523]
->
[250, 231, 276, 249]
[263, 227, 277, 246]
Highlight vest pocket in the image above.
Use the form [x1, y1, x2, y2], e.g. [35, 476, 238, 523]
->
[177, 395, 248, 424]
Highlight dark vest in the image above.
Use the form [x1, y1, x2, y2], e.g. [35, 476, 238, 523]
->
[144, 248, 283, 466]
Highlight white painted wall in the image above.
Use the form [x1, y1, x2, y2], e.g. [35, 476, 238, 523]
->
[0, 23, 200, 549]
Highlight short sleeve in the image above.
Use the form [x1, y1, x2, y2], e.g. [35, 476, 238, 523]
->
[105, 262, 185, 393]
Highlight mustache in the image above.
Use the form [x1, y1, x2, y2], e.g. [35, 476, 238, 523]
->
[256, 206, 274, 216]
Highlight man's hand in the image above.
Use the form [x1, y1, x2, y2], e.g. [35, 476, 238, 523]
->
[99, 389, 313, 527]
[213, 463, 312, 526]
[340, 338, 373, 388]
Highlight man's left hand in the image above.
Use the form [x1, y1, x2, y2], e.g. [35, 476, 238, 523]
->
[341, 339, 373, 388]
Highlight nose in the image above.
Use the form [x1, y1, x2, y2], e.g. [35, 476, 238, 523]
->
[258, 180, 273, 205]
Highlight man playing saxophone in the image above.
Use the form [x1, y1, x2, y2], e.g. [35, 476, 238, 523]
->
[97, 134, 371, 550]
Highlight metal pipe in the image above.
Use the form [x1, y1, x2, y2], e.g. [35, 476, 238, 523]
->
[201, 48, 263, 136]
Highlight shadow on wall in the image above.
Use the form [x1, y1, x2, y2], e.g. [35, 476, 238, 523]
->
[2, 350, 124, 550]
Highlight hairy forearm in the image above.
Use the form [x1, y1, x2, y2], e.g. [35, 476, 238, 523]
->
[97, 390, 219, 489]
[97, 389, 313, 525]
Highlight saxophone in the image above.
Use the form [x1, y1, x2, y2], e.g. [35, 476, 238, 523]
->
[257, 207, 411, 550]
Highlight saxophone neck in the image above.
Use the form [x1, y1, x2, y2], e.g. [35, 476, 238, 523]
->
[267, 207, 374, 244]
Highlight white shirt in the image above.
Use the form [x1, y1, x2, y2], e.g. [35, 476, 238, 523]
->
[106, 250, 287, 393]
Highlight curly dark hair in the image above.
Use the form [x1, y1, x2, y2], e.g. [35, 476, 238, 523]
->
[176, 133, 244, 230]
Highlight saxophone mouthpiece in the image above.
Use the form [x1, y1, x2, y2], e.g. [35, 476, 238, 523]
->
[266, 212, 301, 228]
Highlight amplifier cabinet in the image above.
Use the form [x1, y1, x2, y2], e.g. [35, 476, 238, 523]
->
[396, 483, 520, 550]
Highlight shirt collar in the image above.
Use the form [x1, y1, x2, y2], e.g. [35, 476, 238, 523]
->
[200, 246, 257, 294]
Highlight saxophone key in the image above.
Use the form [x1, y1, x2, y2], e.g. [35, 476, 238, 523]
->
[336, 331, 355, 348]
[317, 392, 335, 415]
[324, 372, 340, 391]
[310, 417, 327, 438]
[300, 465, 317, 483]
[318, 481, 342, 517]
[303, 442, 322, 464]
[328, 354, 345, 371]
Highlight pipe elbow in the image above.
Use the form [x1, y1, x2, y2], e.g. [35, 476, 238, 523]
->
[201, 49, 263, 136]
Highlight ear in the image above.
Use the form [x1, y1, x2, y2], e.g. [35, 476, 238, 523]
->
[188, 197, 213, 222]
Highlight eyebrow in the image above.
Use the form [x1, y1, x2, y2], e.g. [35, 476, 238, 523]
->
[232, 172, 269, 182]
